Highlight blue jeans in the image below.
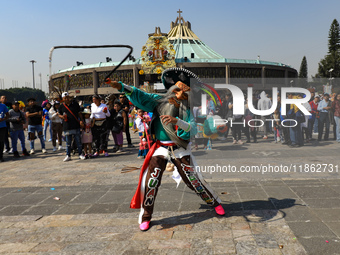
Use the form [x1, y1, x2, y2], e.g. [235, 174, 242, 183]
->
[308, 117, 315, 138]
[290, 122, 303, 146]
[318, 112, 330, 140]
[43, 119, 52, 141]
[28, 125, 45, 150]
[10, 130, 26, 152]
[65, 129, 82, 156]
[314, 118, 319, 133]
[334, 116, 340, 142]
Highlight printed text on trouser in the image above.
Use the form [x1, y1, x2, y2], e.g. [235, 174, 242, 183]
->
[182, 163, 214, 204]
[144, 167, 161, 206]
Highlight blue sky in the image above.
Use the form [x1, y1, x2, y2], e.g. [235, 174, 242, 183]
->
[0, 0, 339, 92]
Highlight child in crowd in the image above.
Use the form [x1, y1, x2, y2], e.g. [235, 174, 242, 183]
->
[82, 109, 94, 158]
[134, 108, 150, 159]
[49, 101, 64, 151]
[273, 109, 283, 143]
[112, 101, 127, 153]
[42, 101, 52, 142]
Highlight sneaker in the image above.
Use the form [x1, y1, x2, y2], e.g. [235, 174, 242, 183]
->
[53, 147, 57, 152]
[104, 152, 109, 157]
[13, 151, 20, 158]
[58, 145, 64, 151]
[238, 140, 244, 145]
[137, 156, 143, 159]
[30, 149, 35, 154]
[233, 140, 237, 144]
[48, 138, 52, 142]
[8, 148, 13, 154]
[92, 152, 99, 157]
[79, 154, 86, 160]
[214, 205, 225, 216]
[22, 149, 30, 156]
[263, 136, 268, 139]
[42, 149, 47, 153]
[139, 221, 150, 231]
[63, 155, 71, 162]
[127, 144, 135, 148]
[117, 148, 123, 153]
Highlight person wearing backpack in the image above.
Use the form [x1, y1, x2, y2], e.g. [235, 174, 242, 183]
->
[111, 101, 127, 153]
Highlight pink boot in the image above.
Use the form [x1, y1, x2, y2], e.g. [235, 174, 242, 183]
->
[215, 205, 225, 216]
[139, 221, 150, 231]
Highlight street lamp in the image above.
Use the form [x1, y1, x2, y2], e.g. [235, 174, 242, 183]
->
[329, 68, 334, 85]
[30, 60, 36, 89]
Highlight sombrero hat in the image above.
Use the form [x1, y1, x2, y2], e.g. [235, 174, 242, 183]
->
[161, 67, 202, 90]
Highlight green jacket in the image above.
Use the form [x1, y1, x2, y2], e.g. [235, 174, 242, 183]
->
[119, 82, 197, 141]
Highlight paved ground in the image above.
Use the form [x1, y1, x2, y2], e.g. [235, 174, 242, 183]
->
[0, 131, 340, 254]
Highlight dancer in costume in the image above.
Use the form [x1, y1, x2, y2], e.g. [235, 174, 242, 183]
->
[106, 68, 225, 231]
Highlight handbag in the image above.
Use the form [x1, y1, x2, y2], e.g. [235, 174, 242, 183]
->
[94, 120, 105, 126]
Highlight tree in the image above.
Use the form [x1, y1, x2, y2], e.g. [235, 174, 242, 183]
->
[0, 87, 46, 105]
[328, 19, 340, 53]
[317, 19, 340, 81]
[299, 56, 308, 78]
[299, 56, 308, 87]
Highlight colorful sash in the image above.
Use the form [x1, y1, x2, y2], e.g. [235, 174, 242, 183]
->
[130, 140, 176, 209]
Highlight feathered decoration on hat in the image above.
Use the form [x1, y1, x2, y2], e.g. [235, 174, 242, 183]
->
[41, 100, 49, 108]
[18, 101, 25, 108]
[161, 67, 222, 107]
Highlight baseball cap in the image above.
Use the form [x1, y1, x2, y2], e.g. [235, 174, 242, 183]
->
[62, 92, 69, 98]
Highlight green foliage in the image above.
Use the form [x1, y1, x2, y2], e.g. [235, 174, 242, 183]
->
[316, 19, 340, 84]
[328, 19, 340, 53]
[318, 52, 340, 77]
[298, 56, 308, 87]
[299, 56, 308, 78]
[0, 87, 46, 104]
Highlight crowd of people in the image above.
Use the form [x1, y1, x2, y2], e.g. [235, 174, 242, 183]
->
[213, 89, 340, 148]
[0, 92, 141, 162]
[0, 88, 340, 163]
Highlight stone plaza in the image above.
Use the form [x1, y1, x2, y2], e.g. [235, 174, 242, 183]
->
[0, 132, 340, 254]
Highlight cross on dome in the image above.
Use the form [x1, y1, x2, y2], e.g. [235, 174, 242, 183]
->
[177, 9, 182, 19]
